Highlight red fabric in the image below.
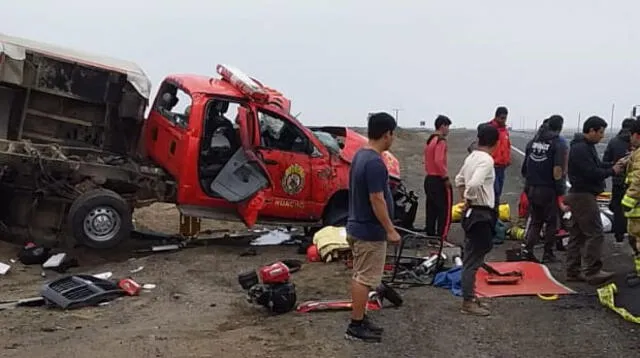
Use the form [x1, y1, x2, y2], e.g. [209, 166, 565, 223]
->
[424, 135, 448, 177]
[518, 191, 529, 218]
[475, 261, 575, 298]
[488, 119, 511, 167]
[238, 191, 266, 228]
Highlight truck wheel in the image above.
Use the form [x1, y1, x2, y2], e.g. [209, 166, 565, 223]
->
[322, 202, 348, 227]
[68, 189, 132, 249]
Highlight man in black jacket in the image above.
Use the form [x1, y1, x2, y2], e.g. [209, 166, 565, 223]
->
[521, 115, 568, 263]
[603, 118, 635, 243]
[565, 116, 625, 285]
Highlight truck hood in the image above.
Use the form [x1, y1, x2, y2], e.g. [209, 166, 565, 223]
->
[341, 128, 401, 179]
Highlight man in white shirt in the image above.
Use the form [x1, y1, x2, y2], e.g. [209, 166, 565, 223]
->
[454, 124, 500, 316]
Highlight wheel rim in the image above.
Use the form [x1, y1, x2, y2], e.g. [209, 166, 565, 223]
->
[83, 206, 122, 242]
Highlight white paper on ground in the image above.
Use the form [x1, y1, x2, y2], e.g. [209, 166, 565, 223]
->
[93, 272, 113, 280]
[42, 253, 66, 268]
[250, 230, 291, 246]
[0, 261, 10, 275]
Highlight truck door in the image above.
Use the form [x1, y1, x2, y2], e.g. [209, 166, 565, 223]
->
[144, 81, 193, 179]
[208, 106, 271, 225]
[253, 109, 318, 220]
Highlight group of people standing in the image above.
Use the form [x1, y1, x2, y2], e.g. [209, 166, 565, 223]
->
[342, 107, 640, 342]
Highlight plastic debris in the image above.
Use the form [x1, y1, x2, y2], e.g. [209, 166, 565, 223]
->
[130, 266, 144, 274]
[250, 229, 291, 246]
[42, 253, 66, 269]
[0, 261, 11, 275]
[93, 272, 113, 280]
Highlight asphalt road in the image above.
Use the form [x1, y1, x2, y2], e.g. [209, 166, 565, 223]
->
[510, 130, 609, 158]
[510, 130, 612, 190]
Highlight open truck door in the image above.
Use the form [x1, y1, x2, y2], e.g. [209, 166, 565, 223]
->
[208, 106, 271, 226]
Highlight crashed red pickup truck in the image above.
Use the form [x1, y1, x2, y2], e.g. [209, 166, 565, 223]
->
[0, 33, 417, 249]
[144, 65, 416, 229]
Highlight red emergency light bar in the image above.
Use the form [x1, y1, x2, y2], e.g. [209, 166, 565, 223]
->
[216, 64, 269, 103]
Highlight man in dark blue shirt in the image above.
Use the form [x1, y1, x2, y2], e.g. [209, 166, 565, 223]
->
[520, 115, 568, 263]
[345, 112, 400, 343]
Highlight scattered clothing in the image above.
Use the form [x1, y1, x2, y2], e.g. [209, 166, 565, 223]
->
[434, 266, 463, 296]
[312, 226, 350, 262]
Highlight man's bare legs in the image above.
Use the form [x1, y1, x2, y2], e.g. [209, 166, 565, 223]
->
[351, 280, 369, 321]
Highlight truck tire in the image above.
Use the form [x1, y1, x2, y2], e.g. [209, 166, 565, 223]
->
[67, 189, 132, 249]
[322, 196, 348, 227]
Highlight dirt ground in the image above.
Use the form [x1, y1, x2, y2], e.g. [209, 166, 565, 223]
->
[1, 128, 639, 358]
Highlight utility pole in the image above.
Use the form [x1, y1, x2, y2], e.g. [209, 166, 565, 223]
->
[391, 108, 402, 125]
[577, 112, 582, 132]
[610, 103, 616, 130]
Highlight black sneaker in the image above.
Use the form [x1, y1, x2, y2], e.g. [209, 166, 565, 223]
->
[521, 248, 539, 263]
[363, 315, 384, 334]
[345, 324, 382, 343]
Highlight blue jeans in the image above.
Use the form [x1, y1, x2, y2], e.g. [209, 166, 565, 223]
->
[494, 166, 506, 207]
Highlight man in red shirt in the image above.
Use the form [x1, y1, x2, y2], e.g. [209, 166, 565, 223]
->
[488, 106, 511, 208]
[424, 115, 453, 238]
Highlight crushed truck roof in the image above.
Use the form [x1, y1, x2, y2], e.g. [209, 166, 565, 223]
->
[0, 32, 151, 99]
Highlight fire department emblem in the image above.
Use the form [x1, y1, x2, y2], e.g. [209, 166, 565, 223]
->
[282, 164, 305, 195]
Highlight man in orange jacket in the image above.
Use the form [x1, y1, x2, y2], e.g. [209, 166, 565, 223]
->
[487, 106, 511, 208]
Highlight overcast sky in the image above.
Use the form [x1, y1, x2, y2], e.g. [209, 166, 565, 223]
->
[4, 0, 639, 129]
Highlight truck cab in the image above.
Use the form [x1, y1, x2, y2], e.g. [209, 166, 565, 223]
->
[143, 65, 411, 228]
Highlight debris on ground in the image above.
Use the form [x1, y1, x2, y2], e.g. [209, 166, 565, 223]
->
[250, 229, 291, 246]
[0, 297, 45, 311]
[41, 274, 126, 309]
[0, 261, 10, 275]
[42, 253, 66, 269]
[18, 242, 51, 265]
[118, 278, 142, 296]
[129, 266, 144, 273]
[239, 261, 298, 314]
[93, 272, 113, 280]
[312, 226, 350, 262]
